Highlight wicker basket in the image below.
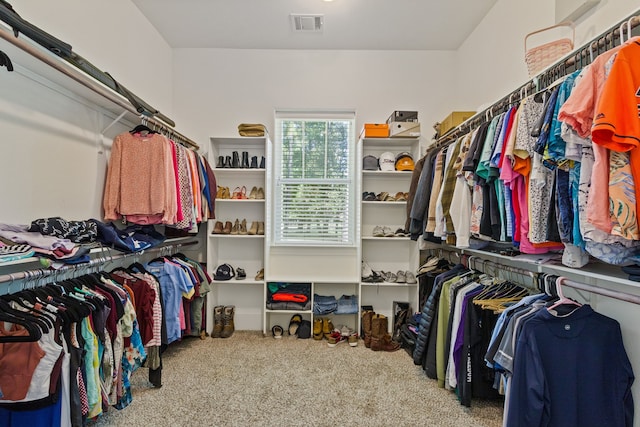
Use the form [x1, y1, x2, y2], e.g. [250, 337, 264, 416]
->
[525, 22, 574, 77]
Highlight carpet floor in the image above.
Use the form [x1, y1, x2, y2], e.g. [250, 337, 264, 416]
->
[93, 331, 504, 427]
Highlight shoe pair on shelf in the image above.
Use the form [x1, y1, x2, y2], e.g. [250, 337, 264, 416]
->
[248, 186, 265, 199]
[379, 270, 417, 284]
[372, 226, 409, 237]
[362, 191, 409, 202]
[216, 152, 265, 169]
[212, 219, 264, 235]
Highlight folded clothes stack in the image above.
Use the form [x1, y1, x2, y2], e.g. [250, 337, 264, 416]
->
[238, 123, 267, 137]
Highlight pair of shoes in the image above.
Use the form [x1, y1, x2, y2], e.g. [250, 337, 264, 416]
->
[394, 191, 409, 201]
[315, 318, 334, 340]
[372, 225, 395, 237]
[230, 218, 248, 235]
[212, 220, 234, 234]
[288, 314, 302, 335]
[211, 305, 235, 338]
[380, 271, 397, 283]
[231, 186, 248, 199]
[361, 261, 384, 283]
[394, 228, 409, 237]
[248, 186, 265, 199]
[272, 325, 284, 338]
[362, 191, 377, 201]
[394, 270, 417, 284]
[217, 186, 231, 199]
[255, 268, 265, 281]
[248, 221, 265, 235]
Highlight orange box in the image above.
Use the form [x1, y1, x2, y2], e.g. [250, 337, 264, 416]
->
[361, 123, 390, 138]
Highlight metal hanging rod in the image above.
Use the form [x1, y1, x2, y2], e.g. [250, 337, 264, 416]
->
[0, 240, 198, 290]
[0, 23, 200, 151]
[559, 277, 640, 306]
[141, 116, 200, 150]
[437, 10, 640, 144]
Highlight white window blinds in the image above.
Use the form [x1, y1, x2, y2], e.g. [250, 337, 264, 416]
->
[274, 111, 356, 246]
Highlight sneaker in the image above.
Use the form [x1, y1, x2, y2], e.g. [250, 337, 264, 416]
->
[396, 270, 406, 283]
[394, 228, 409, 237]
[384, 271, 397, 283]
[405, 271, 417, 284]
[372, 225, 385, 237]
[348, 333, 359, 347]
[382, 226, 395, 237]
[327, 330, 346, 347]
[339, 325, 354, 337]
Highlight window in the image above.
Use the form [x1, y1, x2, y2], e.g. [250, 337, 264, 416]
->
[274, 110, 356, 246]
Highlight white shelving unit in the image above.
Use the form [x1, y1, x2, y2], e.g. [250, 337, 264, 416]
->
[358, 137, 421, 333]
[207, 136, 270, 331]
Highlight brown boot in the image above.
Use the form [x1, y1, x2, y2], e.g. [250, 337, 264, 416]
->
[362, 310, 375, 348]
[220, 305, 235, 338]
[371, 314, 401, 352]
[211, 306, 224, 338]
[212, 221, 224, 234]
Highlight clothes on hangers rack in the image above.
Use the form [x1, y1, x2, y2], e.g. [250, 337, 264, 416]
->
[0, 252, 211, 427]
[408, 37, 640, 268]
[103, 129, 216, 230]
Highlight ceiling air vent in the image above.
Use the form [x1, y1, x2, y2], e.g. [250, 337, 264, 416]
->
[290, 14, 324, 33]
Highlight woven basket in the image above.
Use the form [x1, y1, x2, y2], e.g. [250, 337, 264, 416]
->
[525, 22, 574, 77]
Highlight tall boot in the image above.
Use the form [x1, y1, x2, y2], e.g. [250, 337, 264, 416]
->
[231, 151, 240, 168]
[250, 156, 258, 169]
[241, 151, 250, 168]
[216, 155, 225, 168]
[224, 155, 232, 168]
[362, 310, 375, 348]
[371, 314, 400, 352]
[220, 305, 235, 338]
[259, 156, 265, 169]
[211, 305, 224, 338]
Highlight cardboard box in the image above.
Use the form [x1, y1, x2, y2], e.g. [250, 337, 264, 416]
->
[389, 121, 421, 138]
[439, 111, 475, 135]
[386, 110, 418, 123]
[361, 123, 390, 138]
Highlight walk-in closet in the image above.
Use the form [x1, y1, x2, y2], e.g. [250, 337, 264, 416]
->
[2, 1, 640, 426]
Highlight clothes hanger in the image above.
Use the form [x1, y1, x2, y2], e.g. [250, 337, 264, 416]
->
[547, 276, 582, 312]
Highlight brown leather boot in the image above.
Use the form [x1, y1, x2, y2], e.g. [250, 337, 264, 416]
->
[371, 314, 401, 352]
[211, 306, 224, 338]
[362, 310, 374, 348]
[220, 305, 235, 338]
[212, 221, 223, 234]
[223, 221, 233, 234]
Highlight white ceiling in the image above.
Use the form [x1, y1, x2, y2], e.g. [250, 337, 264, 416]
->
[132, 0, 498, 50]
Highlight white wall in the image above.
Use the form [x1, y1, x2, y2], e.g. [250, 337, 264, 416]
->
[454, 1, 640, 424]
[172, 48, 456, 147]
[0, 0, 173, 223]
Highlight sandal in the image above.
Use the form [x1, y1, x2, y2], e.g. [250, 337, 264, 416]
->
[272, 325, 284, 339]
[288, 314, 303, 335]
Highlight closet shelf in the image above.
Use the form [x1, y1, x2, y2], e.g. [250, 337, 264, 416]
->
[0, 22, 199, 149]
[361, 201, 407, 205]
[362, 237, 411, 242]
[213, 279, 263, 285]
[264, 309, 312, 314]
[216, 199, 265, 203]
[208, 235, 265, 239]
[363, 171, 412, 177]
[360, 282, 418, 288]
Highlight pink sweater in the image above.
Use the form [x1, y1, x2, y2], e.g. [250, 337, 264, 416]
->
[103, 132, 177, 224]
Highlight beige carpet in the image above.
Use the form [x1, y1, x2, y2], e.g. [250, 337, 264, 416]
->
[93, 331, 504, 427]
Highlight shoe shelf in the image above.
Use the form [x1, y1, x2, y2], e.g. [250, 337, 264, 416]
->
[358, 135, 421, 336]
[207, 135, 271, 333]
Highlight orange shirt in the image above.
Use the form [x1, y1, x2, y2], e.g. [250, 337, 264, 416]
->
[592, 40, 640, 228]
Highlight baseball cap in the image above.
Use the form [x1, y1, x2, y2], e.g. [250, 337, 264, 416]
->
[379, 152, 396, 171]
[363, 155, 379, 171]
[214, 263, 235, 281]
[395, 152, 415, 171]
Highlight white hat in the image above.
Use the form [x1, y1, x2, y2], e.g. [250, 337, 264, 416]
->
[379, 152, 395, 171]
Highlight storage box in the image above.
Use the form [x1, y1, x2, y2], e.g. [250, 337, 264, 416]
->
[439, 111, 475, 135]
[361, 123, 390, 138]
[389, 121, 421, 138]
[386, 110, 418, 123]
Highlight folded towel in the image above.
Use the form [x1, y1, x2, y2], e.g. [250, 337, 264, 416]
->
[238, 123, 266, 137]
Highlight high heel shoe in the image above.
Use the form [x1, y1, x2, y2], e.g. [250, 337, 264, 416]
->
[248, 221, 258, 235]
[256, 187, 265, 200]
[239, 219, 248, 235]
[257, 221, 264, 235]
[249, 186, 258, 199]
[255, 268, 264, 281]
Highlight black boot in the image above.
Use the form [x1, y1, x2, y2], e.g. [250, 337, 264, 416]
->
[259, 156, 265, 169]
[231, 151, 240, 168]
[217, 155, 225, 168]
[241, 151, 250, 168]
[224, 155, 232, 168]
[250, 156, 258, 168]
